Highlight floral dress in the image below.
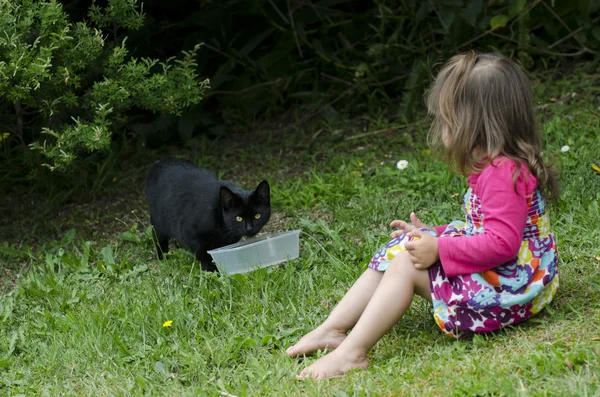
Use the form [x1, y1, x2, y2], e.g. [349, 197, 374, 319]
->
[369, 164, 558, 338]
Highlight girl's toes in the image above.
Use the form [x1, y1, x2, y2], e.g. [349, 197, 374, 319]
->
[296, 369, 308, 380]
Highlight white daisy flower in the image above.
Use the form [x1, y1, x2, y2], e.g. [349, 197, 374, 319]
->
[396, 160, 409, 170]
[560, 145, 570, 153]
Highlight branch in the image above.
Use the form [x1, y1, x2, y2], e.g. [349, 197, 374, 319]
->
[548, 16, 600, 49]
[209, 78, 284, 96]
[457, 0, 543, 50]
[295, 86, 356, 124]
[428, 0, 448, 33]
[540, 1, 596, 54]
[490, 33, 588, 57]
[287, 0, 304, 59]
[320, 72, 354, 87]
[14, 101, 23, 138]
[367, 73, 408, 87]
[267, 0, 289, 25]
[345, 126, 404, 141]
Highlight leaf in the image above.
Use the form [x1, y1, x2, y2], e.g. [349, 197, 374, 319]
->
[0, 358, 11, 369]
[463, 0, 483, 27]
[81, 241, 91, 267]
[592, 164, 600, 174]
[490, 14, 510, 29]
[439, 7, 456, 33]
[588, 281, 600, 293]
[61, 228, 77, 245]
[8, 330, 19, 355]
[1, 295, 15, 321]
[239, 28, 275, 56]
[145, 226, 154, 239]
[100, 246, 115, 266]
[577, 0, 591, 19]
[508, 0, 526, 17]
[177, 113, 196, 142]
[398, 60, 427, 122]
[207, 124, 228, 137]
[592, 27, 600, 42]
[0, 246, 28, 259]
[414, 2, 430, 25]
[260, 335, 276, 346]
[119, 231, 138, 243]
[121, 265, 149, 280]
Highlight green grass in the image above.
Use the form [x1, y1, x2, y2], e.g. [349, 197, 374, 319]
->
[1, 66, 599, 396]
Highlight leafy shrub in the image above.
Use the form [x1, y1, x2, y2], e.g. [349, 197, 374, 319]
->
[0, 0, 209, 171]
[136, 0, 599, 123]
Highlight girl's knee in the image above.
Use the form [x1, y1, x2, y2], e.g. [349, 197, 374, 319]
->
[387, 251, 414, 273]
[388, 251, 423, 278]
[387, 252, 431, 298]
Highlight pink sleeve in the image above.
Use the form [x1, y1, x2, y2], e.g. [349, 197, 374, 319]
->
[433, 225, 448, 235]
[437, 159, 536, 278]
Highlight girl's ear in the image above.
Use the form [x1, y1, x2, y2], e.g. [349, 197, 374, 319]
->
[253, 180, 270, 205]
[220, 186, 241, 210]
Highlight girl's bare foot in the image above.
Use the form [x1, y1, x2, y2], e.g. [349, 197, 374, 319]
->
[296, 348, 369, 380]
[286, 327, 347, 357]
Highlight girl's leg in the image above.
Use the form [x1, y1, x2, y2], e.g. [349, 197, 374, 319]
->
[287, 268, 384, 357]
[297, 251, 431, 380]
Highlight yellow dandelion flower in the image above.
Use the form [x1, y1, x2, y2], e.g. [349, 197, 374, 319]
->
[163, 320, 173, 327]
[358, 162, 363, 167]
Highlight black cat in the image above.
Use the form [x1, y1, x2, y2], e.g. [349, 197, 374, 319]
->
[144, 158, 271, 271]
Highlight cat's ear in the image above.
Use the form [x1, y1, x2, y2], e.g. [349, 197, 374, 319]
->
[220, 186, 242, 210]
[253, 180, 270, 205]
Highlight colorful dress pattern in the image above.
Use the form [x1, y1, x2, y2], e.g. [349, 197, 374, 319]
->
[368, 188, 558, 338]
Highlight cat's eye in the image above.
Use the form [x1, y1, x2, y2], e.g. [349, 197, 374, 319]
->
[254, 214, 261, 220]
[236, 216, 243, 222]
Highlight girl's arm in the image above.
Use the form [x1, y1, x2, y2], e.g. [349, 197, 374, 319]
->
[437, 159, 536, 278]
[433, 225, 448, 235]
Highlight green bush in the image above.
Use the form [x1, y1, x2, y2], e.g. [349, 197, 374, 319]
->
[1, 0, 598, 174]
[136, 0, 598, 122]
[0, 0, 209, 171]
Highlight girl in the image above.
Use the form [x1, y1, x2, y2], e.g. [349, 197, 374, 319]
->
[287, 51, 559, 380]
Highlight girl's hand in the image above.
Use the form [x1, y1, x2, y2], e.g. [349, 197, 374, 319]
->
[404, 228, 439, 270]
[389, 212, 432, 239]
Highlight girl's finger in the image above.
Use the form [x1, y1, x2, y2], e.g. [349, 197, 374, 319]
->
[410, 212, 421, 226]
[407, 228, 424, 239]
[390, 220, 406, 228]
[389, 231, 403, 238]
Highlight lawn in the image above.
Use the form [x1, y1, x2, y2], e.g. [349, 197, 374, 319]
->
[0, 66, 599, 396]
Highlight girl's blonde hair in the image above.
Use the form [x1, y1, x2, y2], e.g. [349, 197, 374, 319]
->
[426, 51, 558, 200]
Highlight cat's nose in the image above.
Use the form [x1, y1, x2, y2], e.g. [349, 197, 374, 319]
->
[246, 222, 254, 235]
